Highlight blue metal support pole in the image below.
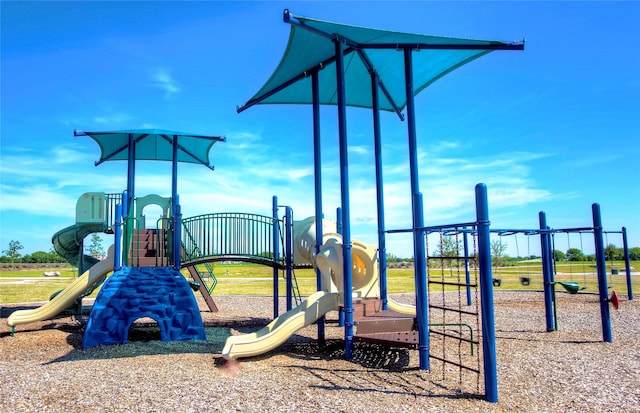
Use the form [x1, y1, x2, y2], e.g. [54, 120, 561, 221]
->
[121, 191, 128, 222]
[403, 47, 429, 370]
[126, 134, 135, 209]
[124, 134, 134, 268]
[371, 72, 388, 310]
[173, 201, 182, 270]
[312, 71, 326, 343]
[413, 193, 429, 370]
[592, 203, 612, 343]
[335, 38, 354, 360]
[539, 211, 556, 332]
[285, 206, 294, 312]
[172, 135, 181, 270]
[272, 196, 279, 318]
[622, 227, 633, 300]
[114, 203, 122, 272]
[336, 207, 345, 328]
[475, 183, 498, 403]
[121, 191, 129, 266]
[546, 225, 557, 329]
[463, 230, 472, 306]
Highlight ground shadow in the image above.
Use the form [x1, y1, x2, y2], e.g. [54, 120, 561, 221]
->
[280, 339, 412, 371]
[285, 362, 483, 401]
[39, 316, 274, 365]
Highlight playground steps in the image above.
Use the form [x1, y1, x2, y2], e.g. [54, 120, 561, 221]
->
[129, 229, 169, 267]
[351, 298, 418, 347]
[186, 265, 219, 312]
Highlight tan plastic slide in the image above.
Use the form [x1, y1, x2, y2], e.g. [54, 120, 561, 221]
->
[7, 246, 114, 328]
[222, 291, 338, 361]
[315, 232, 417, 316]
[387, 299, 417, 316]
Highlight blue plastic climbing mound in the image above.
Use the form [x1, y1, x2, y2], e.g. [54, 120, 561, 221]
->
[83, 266, 206, 348]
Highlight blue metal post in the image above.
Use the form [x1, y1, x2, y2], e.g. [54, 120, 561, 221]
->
[404, 48, 429, 370]
[592, 203, 612, 343]
[371, 72, 389, 310]
[126, 134, 135, 208]
[312, 71, 326, 343]
[172, 135, 181, 270]
[413, 193, 429, 370]
[622, 227, 633, 300]
[121, 191, 129, 266]
[125, 135, 135, 268]
[285, 206, 294, 312]
[546, 226, 557, 329]
[463, 230, 472, 306]
[335, 38, 354, 360]
[121, 191, 129, 220]
[336, 207, 345, 328]
[475, 183, 498, 403]
[272, 196, 279, 318]
[114, 203, 122, 272]
[173, 201, 182, 270]
[539, 212, 556, 332]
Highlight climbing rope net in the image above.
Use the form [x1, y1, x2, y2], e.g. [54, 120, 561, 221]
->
[426, 227, 483, 396]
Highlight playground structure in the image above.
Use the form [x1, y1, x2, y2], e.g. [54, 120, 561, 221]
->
[7, 189, 211, 347]
[437, 207, 635, 342]
[221, 215, 419, 361]
[7, 129, 229, 347]
[8, 10, 635, 405]
[490, 223, 634, 302]
[6, 11, 525, 403]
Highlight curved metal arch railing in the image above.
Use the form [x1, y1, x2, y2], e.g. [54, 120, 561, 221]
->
[181, 212, 286, 267]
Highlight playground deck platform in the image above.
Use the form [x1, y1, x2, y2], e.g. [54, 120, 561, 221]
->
[352, 298, 418, 348]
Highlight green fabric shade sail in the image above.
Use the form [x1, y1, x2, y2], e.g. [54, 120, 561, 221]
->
[238, 9, 524, 117]
[75, 129, 226, 170]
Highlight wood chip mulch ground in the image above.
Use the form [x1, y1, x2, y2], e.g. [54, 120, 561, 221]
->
[1, 291, 638, 412]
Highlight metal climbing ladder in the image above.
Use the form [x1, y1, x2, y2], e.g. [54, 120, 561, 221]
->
[185, 263, 218, 312]
[182, 227, 219, 312]
[287, 268, 302, 306]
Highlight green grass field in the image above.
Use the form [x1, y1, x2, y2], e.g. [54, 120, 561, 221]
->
[1, 261, 637, 304]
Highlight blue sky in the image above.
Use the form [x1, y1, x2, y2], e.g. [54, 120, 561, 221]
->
[1, 1, 639, 259]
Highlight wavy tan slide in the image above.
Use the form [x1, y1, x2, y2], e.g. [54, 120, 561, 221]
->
[222, 291, 339, 361]
[315, 233, 417, 316]
[387, 298, 417, 316]
[7, 246, 114, 328]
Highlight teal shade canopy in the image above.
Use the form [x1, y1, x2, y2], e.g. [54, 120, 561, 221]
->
[75, 129, 226, 170]
[239, 10, 524, 115]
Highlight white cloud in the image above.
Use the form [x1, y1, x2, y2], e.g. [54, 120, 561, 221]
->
[284, 167, 314, 180]
[568, 154, 624, 168]
[0, 146, 127, 219]
[349, 145, 369, 155]
[0, 125, 572, 258]
[93, 113, 134, 125]
[150, 68, 181, 97]
[0, 184, 77, 218]
[50, 145, 94, 165]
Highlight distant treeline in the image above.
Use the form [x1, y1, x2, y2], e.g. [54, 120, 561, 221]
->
[0, 250, 67, 264]
[2, 244, 639, 264]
